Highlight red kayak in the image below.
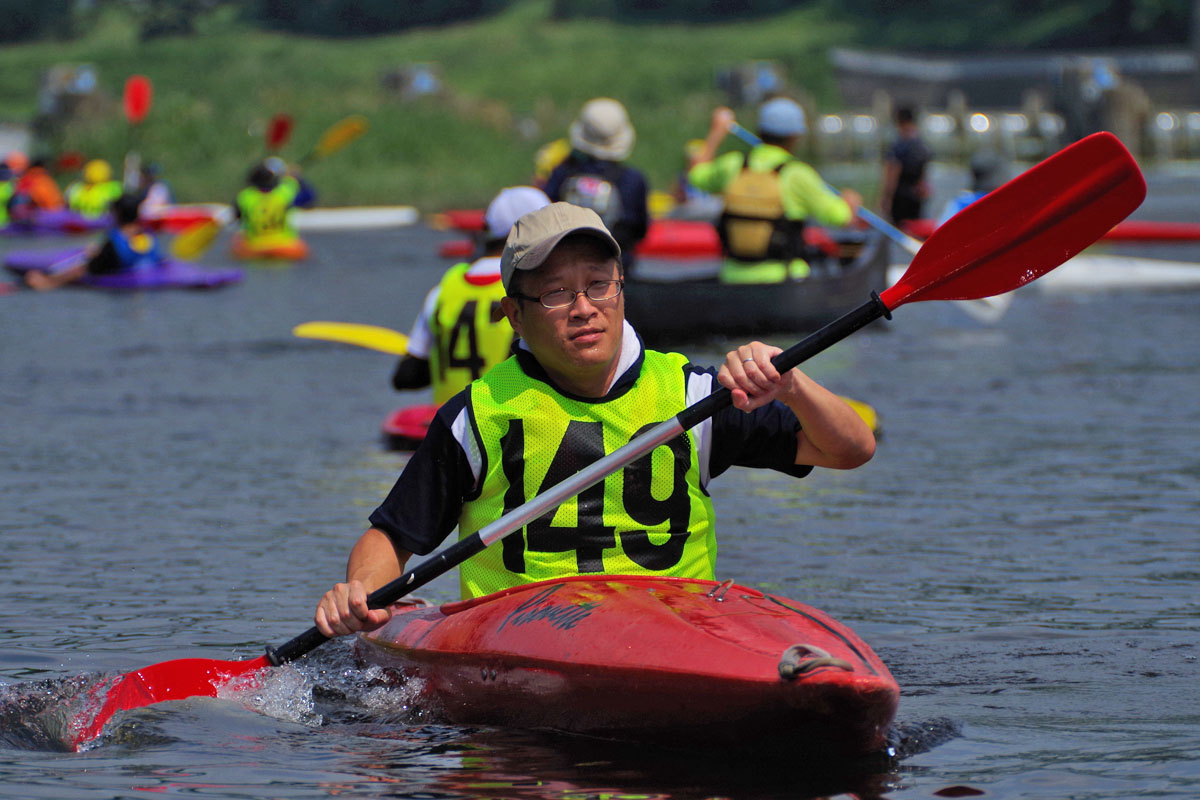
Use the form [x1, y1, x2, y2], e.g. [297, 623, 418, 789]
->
[381, 403, 438, 450]
[904, 217, 1200, 242]
[357, 575, 899, 759]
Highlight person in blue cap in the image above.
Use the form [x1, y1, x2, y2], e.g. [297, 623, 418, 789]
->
[688, 97, 861, 284]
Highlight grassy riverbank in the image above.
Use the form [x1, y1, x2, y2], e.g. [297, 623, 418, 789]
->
[0, 1, 868, 209]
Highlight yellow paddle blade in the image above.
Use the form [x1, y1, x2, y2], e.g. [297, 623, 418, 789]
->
[311, 115, 368, 160]
[171, 220, 223, 260]
[171, 207, 234, 260]
[839, 395, 881, 435]
[292, 321, 409, 355]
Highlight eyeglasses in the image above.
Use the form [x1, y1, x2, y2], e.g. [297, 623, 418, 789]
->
[513, 279, 624, 309]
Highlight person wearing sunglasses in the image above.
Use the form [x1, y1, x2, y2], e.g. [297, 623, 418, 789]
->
[314, 203, 875, 636]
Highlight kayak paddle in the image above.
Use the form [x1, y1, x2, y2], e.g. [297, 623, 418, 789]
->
[727, 121, 1014, 324]
[171, 115, 369, 260]
[299, 114, 369, 168]
[67, 131, 1144, 751]
[265, 113, 295, 154]
[122, 75, 153, 126]
[292, 321, 410, 355]
[122, 75, 153, 191]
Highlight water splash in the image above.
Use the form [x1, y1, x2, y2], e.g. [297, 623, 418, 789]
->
[0, 674, 105, 751]
[217, 663, 322, 727]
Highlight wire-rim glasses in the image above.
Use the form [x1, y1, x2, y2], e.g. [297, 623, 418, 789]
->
[513, 279, 624, 309]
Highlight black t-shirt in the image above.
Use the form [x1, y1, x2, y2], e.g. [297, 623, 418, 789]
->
[369, 342, 813, 558]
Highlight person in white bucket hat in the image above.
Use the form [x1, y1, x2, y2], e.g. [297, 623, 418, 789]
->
[544, 98, 649, 273]
[392, 185, 551, 403]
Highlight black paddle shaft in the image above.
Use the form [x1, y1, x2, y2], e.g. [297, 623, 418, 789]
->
[267, 292, 891, 666]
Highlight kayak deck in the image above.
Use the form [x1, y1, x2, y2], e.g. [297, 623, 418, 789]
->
[356, 575, 898, 759]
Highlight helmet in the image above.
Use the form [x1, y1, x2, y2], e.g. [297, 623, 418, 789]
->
[84, 159, 112, 184]
[758, 97, 806, 137]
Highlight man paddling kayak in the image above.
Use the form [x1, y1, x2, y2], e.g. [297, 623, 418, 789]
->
[393, 186, 550, 403]
[688, 98, 862, 284]
[315, 202, 875, 635]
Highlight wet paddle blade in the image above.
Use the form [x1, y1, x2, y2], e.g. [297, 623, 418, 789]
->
[123, 75, 153, 125]
[71, 654, 271, 749]
[292, 321, 410, 355]
[882, 132, 1146, 311]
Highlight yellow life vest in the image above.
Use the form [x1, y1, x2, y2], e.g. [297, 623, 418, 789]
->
[0, 181, 12, 225]
[456, 350, 718, 599]
[235, 177, 299, 241]
[66, 181, 123, 218]
[718, 155, 807, 263]
[429, 262, 513, 404]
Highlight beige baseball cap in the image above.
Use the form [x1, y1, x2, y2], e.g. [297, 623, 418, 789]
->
[501, 202, 621, 291]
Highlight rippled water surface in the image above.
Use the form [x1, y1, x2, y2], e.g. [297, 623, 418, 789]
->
[2, 168, 1198, 798]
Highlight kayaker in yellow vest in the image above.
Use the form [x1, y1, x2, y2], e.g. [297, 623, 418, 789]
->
[65, 159, 124, 219]
[314, 202, 875, 636]
[233, 162, 303, 250]
[688, 99, 862, 284]
[0, 163, 14, 226]
[393, 186, 551, 404]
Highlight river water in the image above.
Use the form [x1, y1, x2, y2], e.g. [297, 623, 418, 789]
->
[2, 166, 1198, 799]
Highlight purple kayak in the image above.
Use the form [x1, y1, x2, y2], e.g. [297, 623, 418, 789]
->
[0, 209, 110, 236]
[5, 248, 244, 290]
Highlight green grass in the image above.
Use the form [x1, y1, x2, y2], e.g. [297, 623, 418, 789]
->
[0, 1, 864, 210]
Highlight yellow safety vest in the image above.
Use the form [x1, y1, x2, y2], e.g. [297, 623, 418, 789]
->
[235, 177, 299, 241]
[0, 181, 12, 225]
[457, 350, 717, 599]
[66, 181, 123, 218]
[429, 262, 513, 405]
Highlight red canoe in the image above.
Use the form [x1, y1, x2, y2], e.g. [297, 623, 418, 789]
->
[357, 575, 899, 759]
[381, 403, 438, 450]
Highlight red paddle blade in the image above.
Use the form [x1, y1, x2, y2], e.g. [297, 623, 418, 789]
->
[266, 113, 294, 151]
[123, 75, 153, 125]
[54, 151, 85, 173]
[881, 132, 1146, 310]
[70, 654, 270, 749]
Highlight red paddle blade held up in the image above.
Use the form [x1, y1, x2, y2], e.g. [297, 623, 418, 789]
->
[266, 113, 294, 152]
[123, 75, 153, 125]
[882, 131, 1146, 311]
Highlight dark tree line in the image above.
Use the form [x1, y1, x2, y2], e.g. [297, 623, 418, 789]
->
[1, 0, 1192, 46]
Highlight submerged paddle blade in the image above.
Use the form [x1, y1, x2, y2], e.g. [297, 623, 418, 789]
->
[71, 654, 271, 749]
[292, 321, 410, 355]
[123, 75, 153, 125]
[882, 131, 1146, 310]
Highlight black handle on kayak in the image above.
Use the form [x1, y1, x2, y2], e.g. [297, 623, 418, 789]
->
[676, 293, 891, 430]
